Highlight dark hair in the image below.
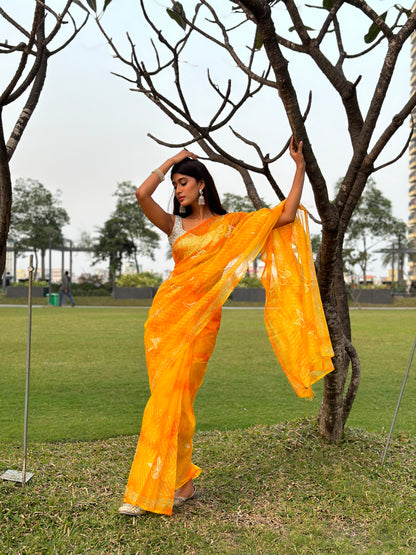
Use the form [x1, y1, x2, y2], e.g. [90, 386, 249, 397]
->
[171, 158, 227, 217]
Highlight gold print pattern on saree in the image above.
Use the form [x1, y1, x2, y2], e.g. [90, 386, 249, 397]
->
[150, 456, 163, 480]
[148, 337, 161, 351]
[293, 309, 305, 327]
[277, 268, 291, 285]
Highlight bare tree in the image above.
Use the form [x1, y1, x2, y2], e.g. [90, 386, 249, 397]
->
[94, 0, 416, 441]
[0, 1, 91, 278]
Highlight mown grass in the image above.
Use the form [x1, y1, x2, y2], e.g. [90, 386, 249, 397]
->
[1, 307, 415, 553]
[0, 308, 415, 443]
[1, 420, 415, 554]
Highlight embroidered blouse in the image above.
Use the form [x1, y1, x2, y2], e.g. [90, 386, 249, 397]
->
[168, 215, 185, 247]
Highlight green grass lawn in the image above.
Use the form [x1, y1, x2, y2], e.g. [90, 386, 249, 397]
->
[1, 307, 415, 554]
[1, 421, 414, 554]
[0, 307, 415, 443]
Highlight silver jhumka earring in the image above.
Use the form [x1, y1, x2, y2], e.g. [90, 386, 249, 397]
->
[198, 189, 205, 205]
[179, 205, 186, 214]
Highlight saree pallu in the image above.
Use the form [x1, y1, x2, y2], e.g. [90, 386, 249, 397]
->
[124, 203, 334, 515]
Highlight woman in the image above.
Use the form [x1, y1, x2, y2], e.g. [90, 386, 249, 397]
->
[118, 139, 334, 517]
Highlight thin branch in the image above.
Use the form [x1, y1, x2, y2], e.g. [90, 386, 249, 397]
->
[208, 78, 234, 127]
[147, 133, 198, 149]
[344, 36, 385, 59]
[370, 99, 416, 171]
[0, 8, 31, 39]
[373, 123, 413, 173]
[111, 71, 136, 84]
[230, 126, 265, 160]
[314, 0, 344, 46]
[344, 0, 393, 41]
[0, 6, 43, 106]
[49, 12, 89, 56]
[266, 90, 312, 164]
[5, 8, 47, 105]
[0, 42, 27, 54]
[186, 0, 279, 88]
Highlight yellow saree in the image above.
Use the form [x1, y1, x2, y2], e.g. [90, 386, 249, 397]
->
[124, 203, 334, 515]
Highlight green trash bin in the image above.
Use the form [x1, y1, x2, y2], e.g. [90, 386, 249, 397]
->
[47, 293, 59, 306]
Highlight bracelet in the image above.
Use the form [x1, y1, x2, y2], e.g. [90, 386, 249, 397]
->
[152, 168, 165, 182]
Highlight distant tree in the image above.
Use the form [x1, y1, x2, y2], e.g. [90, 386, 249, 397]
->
[343, 179, 398, 284]
[112, 181, 160, 271]
[78, 231, 95, 251]
[222, 193, 269, 276]
[93, 217, 136, 286]
[0, 2, 91, 278]
[9, 178, 69, 279]
[381, 220, 409, 287]
[222, 193, 258, 213]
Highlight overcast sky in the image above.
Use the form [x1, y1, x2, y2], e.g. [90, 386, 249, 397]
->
[2, 0, 413, 279]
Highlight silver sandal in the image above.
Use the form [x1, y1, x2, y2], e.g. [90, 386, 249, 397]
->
[173, 486, 197, 508]
[118, 503, 147, 516]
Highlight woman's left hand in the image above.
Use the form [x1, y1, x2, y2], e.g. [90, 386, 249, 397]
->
[289, 137, 305, 167]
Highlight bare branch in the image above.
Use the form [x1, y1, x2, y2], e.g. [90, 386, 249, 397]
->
[0, 5, 44, 106]
[266, 90, 312, 164]
[147, 133, 198, 149]
[230, 126, 265, 160]
[370, 99, 416, 171]
[207, 77, 234, 127]
[111, 71, 136, 84]
[344, 0, 393, 40]
[187, 0, 279, 88]
[344, 36, 385, 59]
[0, 8, 31, 39]
[49, 11, 89, 56]
[0, 42, 28, 55]
[314, 0, 344, 46]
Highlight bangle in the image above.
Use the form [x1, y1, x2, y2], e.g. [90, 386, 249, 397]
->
[152, 168, 165, 182]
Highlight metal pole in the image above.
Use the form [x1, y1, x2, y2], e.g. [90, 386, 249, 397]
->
[0, 255, 35, 485]
[381, 336, 416, 466]
[69, 240, 73, 279]
[22, 255, 34, 486]
[61, 240, 65, 281]
[13, 246, 17, 285]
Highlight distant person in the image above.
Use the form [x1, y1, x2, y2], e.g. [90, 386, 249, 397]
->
[59, 271, 75, 307]
[118, 142, 334, 518]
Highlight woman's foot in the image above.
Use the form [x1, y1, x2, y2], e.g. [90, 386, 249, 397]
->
[173, 481, 196, 508]
[118, 503, 147, 516]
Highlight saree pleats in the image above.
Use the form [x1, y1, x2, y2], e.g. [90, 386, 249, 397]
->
[124, 204, 334, 515]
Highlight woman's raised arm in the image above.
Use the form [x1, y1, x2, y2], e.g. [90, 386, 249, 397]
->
[136, 150, 198, 235]
[274, 138, 306, 228]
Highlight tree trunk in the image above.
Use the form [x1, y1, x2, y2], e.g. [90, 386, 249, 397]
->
[41, 248, 46, 280]
[33, 249, 39, 280]
[0, 112, 12, 278]
[133, 248, 140, 273]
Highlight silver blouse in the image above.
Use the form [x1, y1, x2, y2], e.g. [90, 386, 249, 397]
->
[168, 215, 186, 247]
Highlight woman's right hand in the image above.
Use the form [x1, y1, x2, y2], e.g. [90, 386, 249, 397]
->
[172, 149, 198, 165]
